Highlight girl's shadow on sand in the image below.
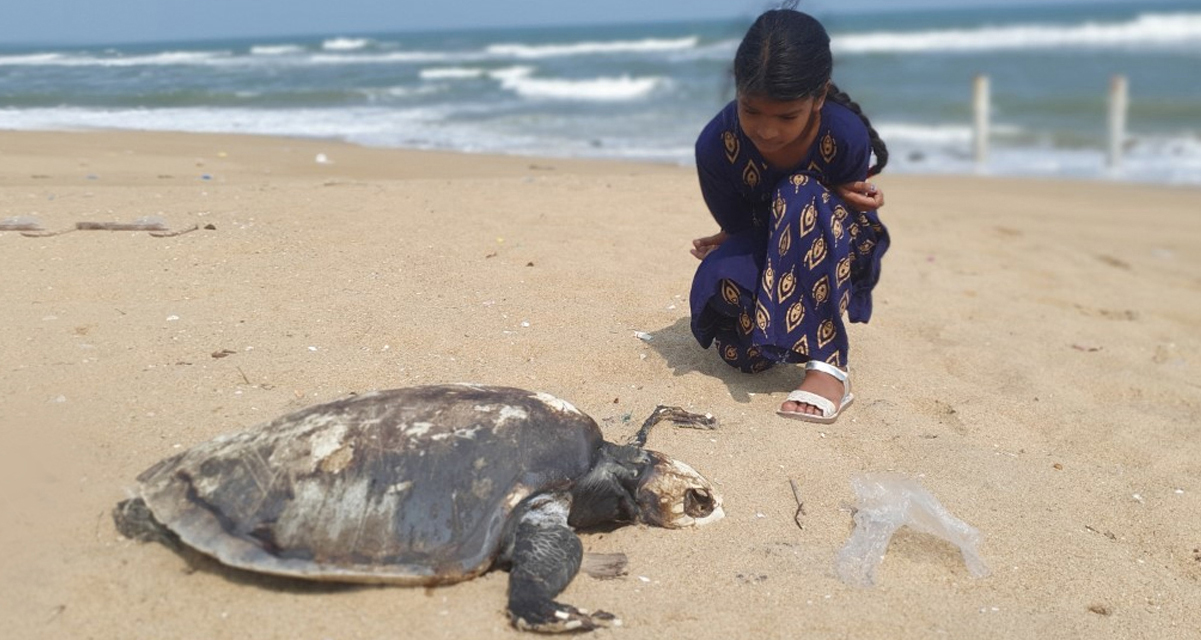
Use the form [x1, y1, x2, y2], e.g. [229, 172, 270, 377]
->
[645, 317, 797, 404]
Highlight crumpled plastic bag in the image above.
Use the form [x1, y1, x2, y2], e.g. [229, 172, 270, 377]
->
[835, 472, 989, 587]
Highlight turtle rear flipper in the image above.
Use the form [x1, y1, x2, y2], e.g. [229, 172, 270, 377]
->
[113, 497, 181, 549]
[505, 494, 619, 633]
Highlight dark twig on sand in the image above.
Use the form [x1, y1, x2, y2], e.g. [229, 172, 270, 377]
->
[789, 478, 806, 530]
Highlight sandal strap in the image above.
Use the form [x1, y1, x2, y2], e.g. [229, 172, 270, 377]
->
[803, 359, 848, 382]
[783, 390, 837, 418]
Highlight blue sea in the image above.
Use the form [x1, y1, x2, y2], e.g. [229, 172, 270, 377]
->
[2, 1, 1199, 185]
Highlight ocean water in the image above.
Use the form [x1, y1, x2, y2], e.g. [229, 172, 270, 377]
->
[1, 1, 1198, 185]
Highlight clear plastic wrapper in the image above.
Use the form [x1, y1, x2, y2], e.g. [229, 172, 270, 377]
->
[835, 472, 989, 587]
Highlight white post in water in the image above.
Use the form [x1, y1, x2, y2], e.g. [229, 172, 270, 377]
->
[973, 75, 990, 167]
[1108, 75, 1129, 169]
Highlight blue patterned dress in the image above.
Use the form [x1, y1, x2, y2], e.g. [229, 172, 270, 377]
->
[689, 100, 889, 373]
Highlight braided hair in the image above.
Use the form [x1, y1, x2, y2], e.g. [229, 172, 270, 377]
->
[733, 4, 889, 176]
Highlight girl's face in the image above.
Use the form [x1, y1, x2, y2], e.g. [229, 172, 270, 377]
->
[736, 92, 825, 156]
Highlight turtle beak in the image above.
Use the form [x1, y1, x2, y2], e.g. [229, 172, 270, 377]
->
[635, 451, 724, 528]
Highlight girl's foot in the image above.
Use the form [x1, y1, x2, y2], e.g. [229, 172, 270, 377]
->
[779, 368, 846, 416]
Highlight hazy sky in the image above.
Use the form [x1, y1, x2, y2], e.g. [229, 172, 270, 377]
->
[2, 0, 1137, 46]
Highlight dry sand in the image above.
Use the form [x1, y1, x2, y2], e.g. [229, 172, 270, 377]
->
[1, 130, 1199, 639]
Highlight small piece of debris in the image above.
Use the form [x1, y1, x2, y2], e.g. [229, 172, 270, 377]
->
[1088, 604, 1113, 616]
[211, 349, 236, 359]
[633, 331, 653, 342]
[1053, 463, 1063, 470]
[789, 478, 806, 529]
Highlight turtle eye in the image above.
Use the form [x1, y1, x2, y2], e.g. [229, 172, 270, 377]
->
[684, 489, 715, 518]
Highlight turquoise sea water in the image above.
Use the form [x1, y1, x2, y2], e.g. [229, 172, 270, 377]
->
[1, 1, 1198, 184]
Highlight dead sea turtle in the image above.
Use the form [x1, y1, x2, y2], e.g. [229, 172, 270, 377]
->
[114, 384, 723, 632]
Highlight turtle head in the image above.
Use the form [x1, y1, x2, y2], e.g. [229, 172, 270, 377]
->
[635, 450, 724, 528]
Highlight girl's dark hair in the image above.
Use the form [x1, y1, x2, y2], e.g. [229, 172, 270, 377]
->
[733, 4, 889, 175]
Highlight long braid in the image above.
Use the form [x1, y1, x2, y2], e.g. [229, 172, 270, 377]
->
[826, 82, 888, 176]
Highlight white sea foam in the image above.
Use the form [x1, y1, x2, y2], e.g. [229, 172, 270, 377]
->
[489, 66, 662, 101]
[0, 50, 235, 67]
[250, 44, 306, 56]
[485, 36, 699, 59]
[0, 52, 68, 65]
[322, 37, 372, 51]
[2, 105, 1196, 184]
[834, 12, 1201, 54]
[0, 35, 701, 69]
[875, 122, 1023, 145]
[357, 85, 446, 100]
[419, 66, 487, 80]
[309, 50, 457, 64]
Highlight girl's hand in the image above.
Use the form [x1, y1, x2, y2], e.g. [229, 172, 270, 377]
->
[691, 230, 729, 260]
[834, 181, 884, 212]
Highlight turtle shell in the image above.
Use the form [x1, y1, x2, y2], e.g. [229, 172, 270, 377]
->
[133, 384, 603, 584]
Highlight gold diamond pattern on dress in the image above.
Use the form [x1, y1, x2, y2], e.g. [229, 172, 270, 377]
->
[822, 191, 831, 204]
[778, 269, 796, 303]
[723, 343, 739, 362]
[812, 275, 830, 305]
[858, 238, 876, 256]
[755, 300, 770, 331]
[792, 334, 810, 357]
[805, 236, 828, 270]
[800, 201, 817, 238]
[820, 131, 837, 163]
[743, 160, 760, 189]
[825, 352, 842, 368]
[777, 224, 792, 257]
[832, 218, 844, 242]
[739, 312, 753, 335]
[762, 263, 776, 296]
[785, 301, 806, 333]
[836, 256, 852, 286]
[833, 205, 848, 221]
[839, 290, 850, 316]
[723, 131, 739, 164]
[817, 319, 837, 348]
[789, 174, 809, 192]
[721, 279, 741, 306]
[771, 192, 786, 226]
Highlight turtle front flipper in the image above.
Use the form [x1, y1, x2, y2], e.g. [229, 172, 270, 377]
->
[505, 494, 618, 633]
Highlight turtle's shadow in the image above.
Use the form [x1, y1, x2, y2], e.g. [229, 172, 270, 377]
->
[167, 543, 374, 595]
[645, 317, 798, 404]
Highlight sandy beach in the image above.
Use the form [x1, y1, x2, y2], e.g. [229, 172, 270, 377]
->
[2, 130, 1199, 639]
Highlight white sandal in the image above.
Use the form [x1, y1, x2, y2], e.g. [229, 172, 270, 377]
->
[776, 359, 854, 424]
